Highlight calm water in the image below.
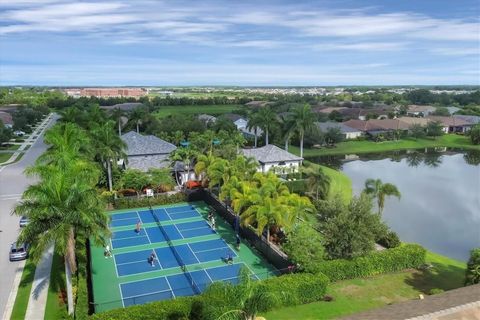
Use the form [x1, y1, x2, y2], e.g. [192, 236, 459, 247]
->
[309, 149, 480, 261]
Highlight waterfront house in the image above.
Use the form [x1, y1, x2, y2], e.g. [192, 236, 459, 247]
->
[316, 121, 363, 139]
[242, 144, 303, 174]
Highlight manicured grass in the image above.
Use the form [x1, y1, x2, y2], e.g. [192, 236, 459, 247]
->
[154, 104, 244, 118]
[0, 144, 20, 151]
[44, 253, 67, 320]
[289, 135, 480, 157]
[318, 164, 352, 202]
[10, 259, 36, 320]
[262, 250, 466, 320]
[0, 152, 13, 164]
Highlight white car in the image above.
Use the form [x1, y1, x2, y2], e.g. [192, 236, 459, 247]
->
[13, 130, 25, 137]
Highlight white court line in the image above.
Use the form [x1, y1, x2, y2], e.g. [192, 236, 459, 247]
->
[111, 239, 119, 278]
[110, 212, 138, 221]
[137, 211, 152, 244]
[165, 277, 176, 299]
[186, 243, 201, 263]
[118, 283, 125, 308]
[122, 287, 173, 300]
[172, 223, 185, 239]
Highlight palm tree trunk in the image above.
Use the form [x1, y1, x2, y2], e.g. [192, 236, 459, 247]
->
[118, 119, 121, 136]
[65, 260, 74, 315]
[266, 129, 269, 145]
[136, 121, 139, 133]
[285, 135, 289, 151]
[65, 228, 76, 315]
[300, 132, 304, 160]
[254, 127, 258, 148]
[107, 160, 113, 192]
[266, 227, 270, 243]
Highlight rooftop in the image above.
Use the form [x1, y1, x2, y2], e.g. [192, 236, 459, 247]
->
[241, 144, 303, 163]
[316, 121, 362, 133]
[121, 131, 176, 156]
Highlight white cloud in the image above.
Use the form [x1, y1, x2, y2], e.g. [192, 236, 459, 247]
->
[316, 41, 409, 51]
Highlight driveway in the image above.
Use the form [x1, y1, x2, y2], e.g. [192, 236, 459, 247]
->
[0, 114, 58, 317]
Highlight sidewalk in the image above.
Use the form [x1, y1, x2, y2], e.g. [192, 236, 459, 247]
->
[24, 245, 54, 320]
[0, 113, 53, 167]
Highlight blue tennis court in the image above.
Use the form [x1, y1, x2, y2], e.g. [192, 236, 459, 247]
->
[120, 263, 257, 307]
[110, 205, 201, 228]
[111, 219, 216, 249]
[114, 238, 237, 276]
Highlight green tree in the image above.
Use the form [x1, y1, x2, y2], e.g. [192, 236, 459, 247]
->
[469, 124, 480, 145]
[324, 127, 344, 146]
[409, 123, 426, 140]
[291, 104, 316, 158]
[170, 147, 197, 184]
[246, 111, 263, 148]
[303, 165, 331, 200]
[426, 120, 444, 139]
[0, 119, 12, 145]
[148, 168, 175, 192]
[432, 107, 451, 116]
[363, 178, 401, 215]
[465, 248, 480, 286]
[90, 121, 126, 192]
[128, 107, 146, 133]
[110, 107, 125, 136]
[283, 222, 325, 273]
[119, 169, 150, 196]
[256, 107, 277, 145]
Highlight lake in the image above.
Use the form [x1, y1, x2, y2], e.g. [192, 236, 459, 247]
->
[309, 149, 480, 261]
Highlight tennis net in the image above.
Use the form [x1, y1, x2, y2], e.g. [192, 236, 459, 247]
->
[149, 205, 201, 294]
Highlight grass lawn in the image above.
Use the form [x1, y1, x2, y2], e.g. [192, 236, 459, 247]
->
[262, 250, 466, 320]
[154, 104, 244, 118]
[10, 259, 36, 320]
[0, 152, 13, 164]
[0, 144, 20, 151]
[289, 135, 480, 157]
[44, 253, 67, 319]
[319, 164, 352, 202]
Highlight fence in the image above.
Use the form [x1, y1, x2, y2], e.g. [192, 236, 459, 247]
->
[188, 189, 292, 273]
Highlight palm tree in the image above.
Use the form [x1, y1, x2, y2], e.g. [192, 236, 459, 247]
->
[280, 113, 295, 151]
[246, 112, 262, 148]
[194, 152, 216, 187]
[303, 165, 331, 200]
[170, 147, 197, 185]
[363, 178, 401, 215]
[90, 121, 127, 192]
[207, 157, 231, 189]
[291, 104, 316, 159]
[256, 107, 277, 145]
[110, 107, 125, 136]
[16, 163, 109, 315]
[128, 107, 146, 133]
[241, 196, 287, 242]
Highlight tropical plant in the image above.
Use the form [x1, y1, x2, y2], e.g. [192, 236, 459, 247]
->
[128, 107, 146, 133]
[469, 124, 480, 145]
[118, 169, 151, 196]
[465, 248, 480, 286]
[246, 111, 262, 148]
[170, 147, 197, 185]
[110, 107, 125, 136]
[90, 121, 126, 192]
[280, 113, 296, 151]
[324, 127, 344, 146]
[363, 178, 401, 215]
[148, 168, 175, 192]
[409, 123, 426, 140]
[291, 104, 316, 158]
[256, 107, 277, 145]
[426, 120, 444, 139]
[303, 165, 331, 200]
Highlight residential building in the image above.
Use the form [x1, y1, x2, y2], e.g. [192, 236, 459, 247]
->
[242, 144, 303, 173]
[446, 106, 461, 115]
[101, 103, 144, 112]
[426, 116, 472, 133]
[223, 113, 248, 130]
[454, 115, 480, 125]
[315, 107, 348, 114]
[343, 119, 410, 136]
[316, 121, 362, 139]
[66, 88, 147, 98]
[198, 114, 217, 125]
[407, 105, 436, 117]
[120, 131, 177, 172]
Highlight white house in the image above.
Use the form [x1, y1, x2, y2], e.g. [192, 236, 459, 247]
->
[241, 144, 303, 174]
[316, 121, 363, 140]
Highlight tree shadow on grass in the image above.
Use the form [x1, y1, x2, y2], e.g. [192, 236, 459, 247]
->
[18, 260, 36, 289]
[404, 262, 465, 294]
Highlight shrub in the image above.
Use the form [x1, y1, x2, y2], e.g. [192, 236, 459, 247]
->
[284, 179, 307, 194]
[465, 248, 480, 286]
[377, 231, 401, 249]
[113, 193, 187, 209]
[15, 138, 25, 142]
[429, 288, 444, 295]
[283, 223, 325, 273]
[317, 244, 426, 282]
[91, 296, 197, 320]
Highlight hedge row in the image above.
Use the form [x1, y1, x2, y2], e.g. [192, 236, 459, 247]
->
[112, 193, 187, 209]
[317, 243, 426, 282]
[90, 272, 329, 320]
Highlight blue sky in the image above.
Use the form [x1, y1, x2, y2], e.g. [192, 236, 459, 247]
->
[0, 0, 478, 86]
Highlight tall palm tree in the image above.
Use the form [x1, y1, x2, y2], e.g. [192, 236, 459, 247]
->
[291, 104, 316, 159]
[194, 152, 216, 186]
[280, 113, 295, 151]
[90, 121, 127, 192]
[256, 107, 277, 145]
[16, 163, 109, 315]
[170, 147, 197, 185]
[110, 107, 125, 136]
[128, 107, 146, 133]
[363, 178, 401, 215]
[246, 112, 262, 148]
[303, 165, 331, 200]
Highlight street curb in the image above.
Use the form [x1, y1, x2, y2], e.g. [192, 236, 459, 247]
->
[2, 259, 26, 320]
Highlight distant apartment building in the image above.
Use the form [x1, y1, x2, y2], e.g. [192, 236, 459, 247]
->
[65, 88, 147, 98]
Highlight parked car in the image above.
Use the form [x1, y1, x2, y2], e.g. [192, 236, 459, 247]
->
[9, 242, 29, 261]
[19, 216, 29, 227]
[13, 130, 25, 137]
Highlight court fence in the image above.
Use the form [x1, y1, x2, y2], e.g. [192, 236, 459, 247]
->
[187, 189, 292, 273]
[90, 267, 289, 312]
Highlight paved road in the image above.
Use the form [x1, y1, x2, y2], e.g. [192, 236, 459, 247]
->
[0, 114, 57, 317]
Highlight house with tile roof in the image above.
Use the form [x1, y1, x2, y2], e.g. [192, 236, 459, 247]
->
[316, 121, 363, 139]
[120, 131, 177, 172]
[0, 111, 13, 128]
[407, 105, 436, 117]
[241, 144, 303, 173]
[426, 116, 472, 133]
